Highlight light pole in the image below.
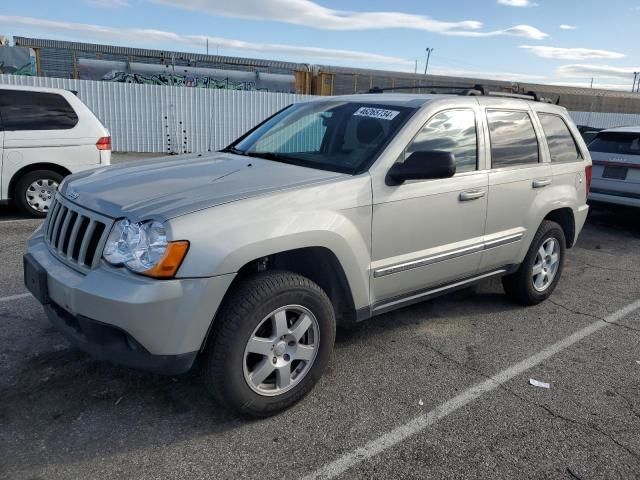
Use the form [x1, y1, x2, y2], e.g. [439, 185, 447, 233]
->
[424, 48, 434, 75]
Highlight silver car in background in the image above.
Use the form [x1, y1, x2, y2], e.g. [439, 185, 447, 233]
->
[588, 126, 640, 208]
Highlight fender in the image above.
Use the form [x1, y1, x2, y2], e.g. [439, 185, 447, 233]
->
[168, 175, 373, 310]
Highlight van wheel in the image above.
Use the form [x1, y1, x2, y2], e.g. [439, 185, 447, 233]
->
[502, 220, 566, 305]
[202, 271, 336, 417]
[14, 170, 64, 218]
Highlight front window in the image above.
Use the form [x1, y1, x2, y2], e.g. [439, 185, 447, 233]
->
[405, 109, 478, 174]
[230, 101, 416, 174]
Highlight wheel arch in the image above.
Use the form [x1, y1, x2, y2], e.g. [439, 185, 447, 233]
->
[226, 247, 358, 326]
[543, 207, 576, 248]
[8, 163, 71, 200]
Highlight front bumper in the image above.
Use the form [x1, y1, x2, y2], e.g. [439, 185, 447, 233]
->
[44, 300, 197, 374]
[25, 231, 236, 373]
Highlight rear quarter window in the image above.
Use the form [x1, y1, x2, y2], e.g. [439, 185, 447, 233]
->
[0, 90, 79, 131]
[589, 132, 640, 156]
[538, 113, 582, 163]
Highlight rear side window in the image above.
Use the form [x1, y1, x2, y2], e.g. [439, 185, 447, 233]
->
[589, 132, 640, 156]
[538, 113, 582, 163]
[406, 109, 477, 173]
[0, 90, 78, 131]
[487, 110, 539, 168]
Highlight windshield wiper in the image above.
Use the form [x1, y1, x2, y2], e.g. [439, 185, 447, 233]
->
[220, 146, 246, 155]
[244, 151, 299, 165]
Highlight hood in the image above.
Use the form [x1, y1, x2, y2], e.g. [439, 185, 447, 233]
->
[60, 152, 346, 220]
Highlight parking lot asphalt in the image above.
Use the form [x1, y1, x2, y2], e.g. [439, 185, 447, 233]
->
[1, 201, 639, 480]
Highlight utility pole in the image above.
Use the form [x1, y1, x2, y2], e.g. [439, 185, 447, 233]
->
[206, 38, 209, 55]
[424, 48, 434, 75]
[632, 72, 638, 93]
[590, 77, 594, 89]
[414, 59, 418, 75]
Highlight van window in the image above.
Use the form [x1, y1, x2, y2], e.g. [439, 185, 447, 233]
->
[538, 113, 582, 163]
[0, 90, 78, 131]
[589, 132, 640, 156]
[406, 109, 477, 173]
[487, 110, 539, 168]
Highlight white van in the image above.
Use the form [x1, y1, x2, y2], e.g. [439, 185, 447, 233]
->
[0, 85, 111, 217]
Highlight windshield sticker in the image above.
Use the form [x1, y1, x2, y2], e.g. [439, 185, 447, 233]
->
[353, 107, 400, 121]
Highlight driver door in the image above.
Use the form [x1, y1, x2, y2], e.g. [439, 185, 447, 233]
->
[370, 107, 489, 306]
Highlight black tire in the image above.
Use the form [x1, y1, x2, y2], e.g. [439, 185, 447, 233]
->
[202, 270, 336, 418]
[502, 220, 566, 306]
[14, 169, 64, 218]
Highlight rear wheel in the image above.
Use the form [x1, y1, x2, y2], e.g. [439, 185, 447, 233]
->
[14, 170, 64, 218]
[202, 271, 336, 417]
[502, 220, 566, 305]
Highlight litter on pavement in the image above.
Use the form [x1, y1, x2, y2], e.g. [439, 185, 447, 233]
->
[529, 378, 551, 389]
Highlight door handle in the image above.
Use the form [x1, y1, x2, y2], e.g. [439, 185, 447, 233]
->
[459, 190, 486, 201]
[532, 178, 552, 188]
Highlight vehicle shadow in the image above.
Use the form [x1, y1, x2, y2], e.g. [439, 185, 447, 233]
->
[586, 203, 640, 237]
[0, 204, 28, 220]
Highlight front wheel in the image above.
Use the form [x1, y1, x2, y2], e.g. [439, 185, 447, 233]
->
[202, 271, 336, 417]
[14, 169, 64, 218]
[502, 220, 566, 305]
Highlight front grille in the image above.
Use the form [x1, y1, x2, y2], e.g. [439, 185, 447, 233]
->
[44, 196, 113, 271]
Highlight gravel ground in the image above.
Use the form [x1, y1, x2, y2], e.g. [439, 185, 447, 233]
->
[0, 188, 639, 479]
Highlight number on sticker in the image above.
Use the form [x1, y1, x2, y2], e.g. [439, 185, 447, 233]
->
[354, 107, 400, 121]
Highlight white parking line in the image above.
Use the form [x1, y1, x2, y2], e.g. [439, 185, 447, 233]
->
[304, 299, 640, 480]
[0, 218, 41, 224]
[0, 293, 32, 303]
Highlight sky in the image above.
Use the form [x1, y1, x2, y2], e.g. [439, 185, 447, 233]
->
[1, 0, 639, 91]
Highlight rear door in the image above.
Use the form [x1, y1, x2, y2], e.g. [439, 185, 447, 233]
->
[589, 131, 640, 201]
[479, 100, 552, 272]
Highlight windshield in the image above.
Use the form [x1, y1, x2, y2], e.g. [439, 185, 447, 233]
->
[230, 101, 416, 174]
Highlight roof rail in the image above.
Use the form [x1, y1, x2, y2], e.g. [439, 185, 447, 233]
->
[365, 85, 473, 94]
[365, 83, 558, 104]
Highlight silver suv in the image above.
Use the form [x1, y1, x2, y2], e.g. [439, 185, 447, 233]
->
[24, 92, 591, 417]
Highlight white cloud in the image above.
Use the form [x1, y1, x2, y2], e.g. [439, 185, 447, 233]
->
[559, 24, 576, 30]
[151, 0, 548, 39]
[556, 64, 640, 80]
[0, 15, 412, 67]
[520, 45, 626, 60]
[452, 25, 547, 40]
[430, 66, 545, 82]
[546, 80, 630, 91]
[497, 0, 537, 7]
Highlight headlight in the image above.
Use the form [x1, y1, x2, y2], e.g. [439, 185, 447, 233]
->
[103, 219, 189, 278]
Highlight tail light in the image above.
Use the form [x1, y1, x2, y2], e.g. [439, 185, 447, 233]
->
[96, 136, 111, 151]
[585, 165, 592, 198]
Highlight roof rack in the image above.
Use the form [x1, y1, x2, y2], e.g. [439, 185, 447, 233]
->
[365, 84, 558, 104]
[365, 85, 474, 94]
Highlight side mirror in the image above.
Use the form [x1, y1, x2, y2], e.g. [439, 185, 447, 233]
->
[386, 150, 456, 185]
